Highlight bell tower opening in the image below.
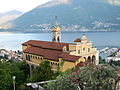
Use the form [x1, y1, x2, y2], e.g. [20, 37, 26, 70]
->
[57, 36, 60, 42]
[52, 16, 61, 42]
[52, 36, 56, 42]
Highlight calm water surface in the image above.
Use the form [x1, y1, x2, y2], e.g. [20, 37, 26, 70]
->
[0, 32, 120, 51]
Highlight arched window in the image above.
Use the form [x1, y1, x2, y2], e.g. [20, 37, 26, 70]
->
[52, 36, 56, 42]
[83, 48, 85, 51]
[87, 56, 91, 63]
[88, 48, 90, 52]
[57, 36, 60, 42]
[92, 55, 96, 64]
[26, 55, 28, 60]
[78, 50, 80, 54]
[26, 55, 30, 61]
[84, 57, 86, 61]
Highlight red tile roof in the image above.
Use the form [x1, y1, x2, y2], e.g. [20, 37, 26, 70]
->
[23, 46, 81, 62]
[22, 40, 69, 51]
[59, 52, 81, 62]
[76, 62, 85, 67]
[74, 38, 81, 42]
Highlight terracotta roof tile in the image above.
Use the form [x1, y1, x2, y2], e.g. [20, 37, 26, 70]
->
[59, 52, 81, 62]
[74, 38, 81, 42]
[23, 46, 81, 62]
[23, 47, 61, 61]
[22, 40, 69, 51]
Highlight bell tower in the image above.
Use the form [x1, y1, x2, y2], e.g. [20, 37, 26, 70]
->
[52, 16, 61, 42]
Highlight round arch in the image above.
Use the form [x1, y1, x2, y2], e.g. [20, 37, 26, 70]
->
[26, 54, 30, 61]
[57, 36, 60, 42]
[52, 37, 56, 42]
[92, 55, 96, 64]
[84, 57, 86, 61]
[87, 56, 91, 63]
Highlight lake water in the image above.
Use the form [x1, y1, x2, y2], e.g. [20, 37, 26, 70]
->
[0, 32, 120, 52]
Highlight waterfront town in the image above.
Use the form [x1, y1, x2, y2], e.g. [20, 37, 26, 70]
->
[0, 0, 120, 90]
[0, 23, 120, 90]
[0, 47, 119, 64]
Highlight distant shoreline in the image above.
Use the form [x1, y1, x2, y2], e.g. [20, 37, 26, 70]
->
[0, 30, 120, 34]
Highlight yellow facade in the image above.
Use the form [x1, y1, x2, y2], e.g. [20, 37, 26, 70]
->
[69, 35, 99, 65]
[22, 51, 84, 72]
[22, 35, 99, 72]
[23, 52, 59, 70]
[60, 61, 75, 72]
[75, 57, 85, 65]
[22, 45, 27, 51]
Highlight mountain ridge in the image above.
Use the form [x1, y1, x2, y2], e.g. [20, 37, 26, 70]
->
[12, 0, 120, 32]
[0, 10, 23, 29]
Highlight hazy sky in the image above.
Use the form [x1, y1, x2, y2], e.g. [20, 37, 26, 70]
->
[0, 0, 120, 13]
[0, 0, 51, 13]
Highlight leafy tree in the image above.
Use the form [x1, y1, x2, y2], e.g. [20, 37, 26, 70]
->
[46, 74, 77, 90]
[0, 60, 29, 90]
[28, 61, 54, 82]
[46, 68, 77, 90]
[17, 50, 22, 54]
[4, 54, 9, 59]
[0, 56, 3, 59]
[76, 64, 117, 90]
[99, 56, 106, 64]
[0, 60, 12, 90]
[57, 60, 64, 71]
[109, 60, 120, 66]
[54, 60, 65, 77]
[46, 64, 118, 90]
[9, 61, 29, 87]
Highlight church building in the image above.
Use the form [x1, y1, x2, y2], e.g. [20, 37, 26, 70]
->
[22, 24, 99, 72]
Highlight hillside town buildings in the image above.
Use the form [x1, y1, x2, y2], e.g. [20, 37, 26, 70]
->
[22, 24, 99, 72]
[0, 49, 22, 61]
[105, 49, 120, 62]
